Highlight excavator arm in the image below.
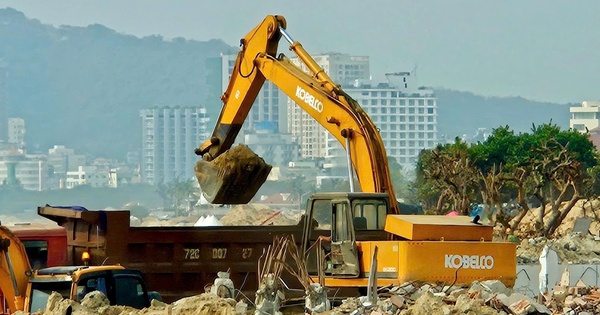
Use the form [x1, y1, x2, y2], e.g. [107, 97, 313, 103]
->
[195, 15, 398, 214]
[0, 225, 31, 313]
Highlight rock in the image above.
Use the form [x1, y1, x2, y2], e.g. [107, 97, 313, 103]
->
[410, 291, 450, 315]
[390, 283, 416, 295]
[171, 293, 235, 315]
[409, 284, 432, 301]
[454, 294, 499, 315]
[45, 291, 64, 312]
[498, 293, 551, 315]
[508, 299, 537, 315]
[448, 288, 468, 299]
[151, 299, 168, 308]
[389, 295, 405, 309]
[81, 290, 110, 309]
[481, 280, 510, 295]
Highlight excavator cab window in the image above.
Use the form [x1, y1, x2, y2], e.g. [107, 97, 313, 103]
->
[332, 202, 352, 242]
[310, 199, 332, 230]
[352, 199, 388, 230]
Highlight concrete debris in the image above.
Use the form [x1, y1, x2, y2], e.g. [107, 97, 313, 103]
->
[320, 279, 600, 315]
[254, 273, 284, 315]
[19, 278, 600, 315]
[517, 233, 600, 264]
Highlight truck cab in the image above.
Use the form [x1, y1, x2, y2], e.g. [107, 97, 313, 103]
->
[26, 265, 152, 313]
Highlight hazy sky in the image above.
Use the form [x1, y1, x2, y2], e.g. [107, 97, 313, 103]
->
[2, 0, 599, 103]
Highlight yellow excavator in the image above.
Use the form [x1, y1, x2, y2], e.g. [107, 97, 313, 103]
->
[0, 225, 156, 314]
[195, 15, 516, 289]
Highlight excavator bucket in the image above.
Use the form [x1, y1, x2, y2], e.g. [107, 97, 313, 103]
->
[195, 144, 272, 204]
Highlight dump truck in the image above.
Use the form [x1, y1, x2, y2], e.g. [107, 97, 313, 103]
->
[0, 222, 157, 314]
[37, 205, 306, 303]
[193, 14, 517, 290]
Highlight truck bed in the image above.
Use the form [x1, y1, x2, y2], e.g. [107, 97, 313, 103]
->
[38, 206, 305, 303]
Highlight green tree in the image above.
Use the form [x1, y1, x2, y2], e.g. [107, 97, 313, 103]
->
[418, 138, 479, 215]
[417, 122, 599, 237]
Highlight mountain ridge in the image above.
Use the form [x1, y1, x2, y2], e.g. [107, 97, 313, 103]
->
[0, 8, 572, 160]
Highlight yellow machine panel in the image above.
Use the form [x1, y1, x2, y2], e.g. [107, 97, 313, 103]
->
[357, 242, 399, 278]
[384, 215, 493, 241]
[332, 240, 516, 288]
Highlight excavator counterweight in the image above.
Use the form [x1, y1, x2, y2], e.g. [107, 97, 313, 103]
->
[194, 144, 272, 204]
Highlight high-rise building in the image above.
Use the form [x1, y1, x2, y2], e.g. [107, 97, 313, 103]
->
[346, 73, 438, 170]
[570, 101, 600, 132]
[140, 107, 210, 185]
[8, 117, 25, 147]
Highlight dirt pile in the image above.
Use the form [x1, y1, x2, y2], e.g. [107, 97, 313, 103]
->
[138, 215, 200, 227]
[220, 204, 298, 226]
[195, 144, 272, 204]
[35, 291, 235, 315]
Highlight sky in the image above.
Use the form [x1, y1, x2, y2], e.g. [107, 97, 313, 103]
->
[2, 0, 599, 104]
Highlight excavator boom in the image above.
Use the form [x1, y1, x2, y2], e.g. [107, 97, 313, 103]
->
[0, 226, 31, 314]
[195, 15, 398, 213]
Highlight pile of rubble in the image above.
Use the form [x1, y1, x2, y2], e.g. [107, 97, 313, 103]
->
[323, 280, 600, 315]
[516, 233, 600, 264]
[513, 199, 600, 238]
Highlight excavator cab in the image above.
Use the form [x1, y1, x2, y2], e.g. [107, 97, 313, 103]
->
[302, 193, 389, 279]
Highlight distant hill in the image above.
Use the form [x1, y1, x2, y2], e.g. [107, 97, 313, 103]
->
[0, 8, 236, 158]
[0, 8, 573, 160]
[435, 89, 571, 141]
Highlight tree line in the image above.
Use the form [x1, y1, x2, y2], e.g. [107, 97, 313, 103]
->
[415, 122, 600, 237]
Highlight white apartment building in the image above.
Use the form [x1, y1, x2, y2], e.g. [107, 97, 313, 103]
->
[140, 106, 210, 185]
[346, 75, 437, 169]
[0, 149, 50, 191]
[570, 101, 600, 132]
[221, 54, 288, 134]
[287, 54, 437, 171]
[64, 166, 117, 189]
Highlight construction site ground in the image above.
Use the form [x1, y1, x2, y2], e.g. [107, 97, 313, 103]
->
[4, 199, 600, 314]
